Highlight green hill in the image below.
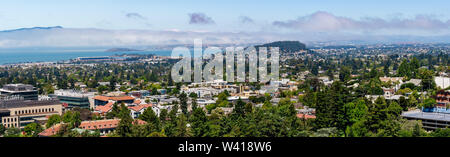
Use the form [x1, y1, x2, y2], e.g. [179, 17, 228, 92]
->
[254, 41, 307, 53]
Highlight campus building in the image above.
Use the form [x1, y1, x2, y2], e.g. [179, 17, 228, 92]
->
[0, 84, 38, 100]
[39, 119, 147, 136]
[435, 90, 450, 108]
[50, 90, 95, 109]
[402, 110, 450, 130]
[0, 99, 62, 129]
[93, 95, 135, 106]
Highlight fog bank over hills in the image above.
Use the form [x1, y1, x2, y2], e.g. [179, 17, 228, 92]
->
[0, 26, 450, 49]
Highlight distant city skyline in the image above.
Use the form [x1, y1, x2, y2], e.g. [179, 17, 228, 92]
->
[1, 0, 450, 48]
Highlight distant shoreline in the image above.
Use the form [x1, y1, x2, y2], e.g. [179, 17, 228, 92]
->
[0, 50, 172, 65]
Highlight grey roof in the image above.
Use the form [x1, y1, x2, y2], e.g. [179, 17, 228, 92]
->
[0, 99, 60, 109]
[402, 110, 450, 122]
[0, 84, 36, 92]
[405, 79, 422, 86]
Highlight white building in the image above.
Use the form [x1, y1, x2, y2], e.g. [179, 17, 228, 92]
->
[435, 77, 450, 89]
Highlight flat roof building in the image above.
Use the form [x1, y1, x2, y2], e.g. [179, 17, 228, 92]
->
[0, 99, 62, 129]
[0, 84, 38, 100]
[401, 110, 450, 130]
[50, 90, 95, 109]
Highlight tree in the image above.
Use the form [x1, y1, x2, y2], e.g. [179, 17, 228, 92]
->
[24, 123, 43, 137]
[109, 76, 117, 91]
[117, 104, 133, 137]
[148, 130, 167, 137]
[344, 99, 368, 126]
[174, 114, 191, 137]
[168, 74, 174, 86]
[339, 66, 351, 83]
[106, 103, 121, 119]
[326, 69, 334, 80]
[97, 85, 108, 94]
[189, 92, 198, 98]
[4, 127, 21, 137]
[47, 114, 61, 128]
[159, 109, 168, 123]
[314, 81, 349, 133]
[399, 96, 409, 111]
[419, 68, 436, 90]
[139, 108, 160, 130]
[233, 98, 246, 117]
[72, 112, 82, 128]
[62, 111, 73, 123]
[61, 111, 82, 128]
[398, 59, 411, 78]
[178, 92, 188, 115]
[190, 108, 207, 137]
[430, 128, 450, 137]
[410, 57, 420, 77]
[420, 98, 436, 109]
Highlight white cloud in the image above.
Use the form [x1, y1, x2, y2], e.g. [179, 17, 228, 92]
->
[273, 11, 450, 34]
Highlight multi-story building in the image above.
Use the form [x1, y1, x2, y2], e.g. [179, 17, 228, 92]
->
[50, 90, 95, 109]
[0, 84, 38, 100]
[402, 110, 450, 130]
[39, 119, 147, 136]
[435, 90, 450, 108]
[93, 95, 135, 106]
[0, 99, 62, 129]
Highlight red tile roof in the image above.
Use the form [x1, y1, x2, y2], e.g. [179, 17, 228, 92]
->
[39, 124, 62, 137]
[128, 104, 152, 112]
[39, 119, 147, 136]
[93, 95, 135, 102]
[79, 119, 146, 130]
[296, 114, 316, 119]
[79, 119, 120, 130]
[95, 102, 114, 113]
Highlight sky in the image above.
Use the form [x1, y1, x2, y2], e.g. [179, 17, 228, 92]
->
[1, 0, 450, 48]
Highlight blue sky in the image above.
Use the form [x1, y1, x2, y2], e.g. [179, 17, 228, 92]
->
[1, 0, 449, 31]
[0, 0, 450, 47]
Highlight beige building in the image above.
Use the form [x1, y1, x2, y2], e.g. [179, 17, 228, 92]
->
[0, 99, 62, 129]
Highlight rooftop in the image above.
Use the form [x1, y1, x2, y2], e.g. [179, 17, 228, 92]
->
[402, 110, 450, 122]
[53, 89, 94, 98]
[0, 84, 36, 92]
[93, 95, 135, 102]
[0, 99, 60, 109]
